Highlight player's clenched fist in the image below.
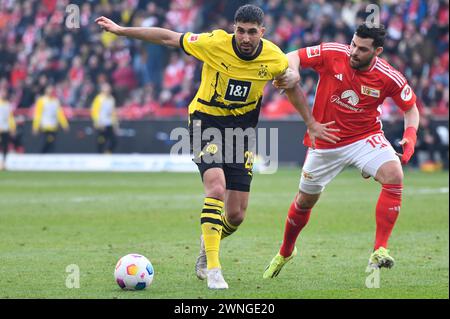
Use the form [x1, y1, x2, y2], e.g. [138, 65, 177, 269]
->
[95, 16, 123, 35]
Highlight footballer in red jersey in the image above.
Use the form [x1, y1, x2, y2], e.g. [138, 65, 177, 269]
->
[264, 23, 420, 278]
[298, 42, 416, 149]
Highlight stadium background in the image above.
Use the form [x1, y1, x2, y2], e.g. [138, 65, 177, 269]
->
[0, 0, 448, 167]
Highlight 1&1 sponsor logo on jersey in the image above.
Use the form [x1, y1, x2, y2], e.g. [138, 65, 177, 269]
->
[225, 79, 252, 102]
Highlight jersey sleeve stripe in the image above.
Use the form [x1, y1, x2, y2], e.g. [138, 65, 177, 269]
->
[322, 46, 350, 52]
[375, 62, 406, 86]
[322, 44, 350, 50]
[322, 43, 350, 54]
[375, 66, 404, 87]
[323, 43, 350, 50]
[375, 65, 404, 87]
[322, 48, 350, 55]
[377, 60, 407, 82]
[322, 46, 350, 53]
[376, 61, 405, 80]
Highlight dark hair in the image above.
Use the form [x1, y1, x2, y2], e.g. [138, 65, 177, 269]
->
[234, 4, 264, 26]
[355, 23, 386, 48]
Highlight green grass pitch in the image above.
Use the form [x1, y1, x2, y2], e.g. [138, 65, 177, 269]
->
[0, 168, 448, 299]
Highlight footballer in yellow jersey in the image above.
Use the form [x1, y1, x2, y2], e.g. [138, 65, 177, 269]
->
[179, 30, 288, 192]
[32, 85, 69, 153]
[96, 4, 337, 290]
[180, 28, 288, 188]
[180, 29, 288, 128]
[91, 83, 118, 153]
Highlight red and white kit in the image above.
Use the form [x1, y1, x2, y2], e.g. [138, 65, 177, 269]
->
[298, 42, 417, 194]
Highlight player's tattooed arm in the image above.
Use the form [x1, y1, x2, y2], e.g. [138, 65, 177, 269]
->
[95, 16, 182, 48]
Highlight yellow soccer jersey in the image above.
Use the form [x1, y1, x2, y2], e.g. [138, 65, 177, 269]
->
[32, 96, 69, 132]
[0, 99, 16, 133]
[91, 93, 117, 128]
[180, 29, 288, 129]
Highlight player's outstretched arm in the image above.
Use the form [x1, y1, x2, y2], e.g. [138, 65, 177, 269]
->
[284, 84, 340, 149]
[95, 16, 182, 48]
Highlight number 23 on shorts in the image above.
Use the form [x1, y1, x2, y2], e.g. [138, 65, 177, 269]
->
[244, 151, 255, 170]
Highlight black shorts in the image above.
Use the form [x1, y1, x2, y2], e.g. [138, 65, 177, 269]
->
[1, 132, 10, 154]
[189, 118, 256, 192]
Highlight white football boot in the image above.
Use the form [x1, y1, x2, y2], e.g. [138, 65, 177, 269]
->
[207, 267, 229, 289]
[195, 235, 207, 280]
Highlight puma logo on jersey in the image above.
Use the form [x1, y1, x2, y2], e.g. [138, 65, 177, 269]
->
[221, 62, 230, 71]
[334, 74, 343, 81]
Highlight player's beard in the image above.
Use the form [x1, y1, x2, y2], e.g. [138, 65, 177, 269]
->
[350, 53, 375, 70]
[238, 42, 256, 56]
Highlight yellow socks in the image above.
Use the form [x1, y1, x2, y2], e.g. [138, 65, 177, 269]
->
[201, 197, 224, 269]
[221, 214, 239, 239]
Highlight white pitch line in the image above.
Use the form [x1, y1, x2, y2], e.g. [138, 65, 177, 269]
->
[405, 187, 449, 195]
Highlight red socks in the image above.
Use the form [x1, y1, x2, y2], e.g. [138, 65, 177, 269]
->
[279, 183, 402, 258]
[374, 184, 402, 250]
[279, 197, 312, 257]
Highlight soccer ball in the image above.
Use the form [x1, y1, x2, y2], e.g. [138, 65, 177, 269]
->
[114, 254, 154, 290]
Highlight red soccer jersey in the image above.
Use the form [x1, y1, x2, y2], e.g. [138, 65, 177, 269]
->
[298, 42, 416, 149]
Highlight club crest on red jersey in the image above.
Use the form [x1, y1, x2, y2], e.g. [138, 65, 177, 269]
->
[306, 45, 321, 58]
[361, 86, 381, 98]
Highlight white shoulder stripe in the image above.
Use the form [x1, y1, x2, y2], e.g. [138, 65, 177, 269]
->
[377, 59, 405, 79]
[375, 66, 404, 87]
[323, 43, 350, 49]
[375, 60, 405, 83]
[377, 64, 406, 85]
[322, 44, 350, 51]
[322, 46, 350, 52]
[322, 48, 350, 56]
[376, 60, 406, 83]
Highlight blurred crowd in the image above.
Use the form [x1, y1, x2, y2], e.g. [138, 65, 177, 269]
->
[0, 0, 448, 168]
[0, 0, 449, 168]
